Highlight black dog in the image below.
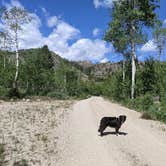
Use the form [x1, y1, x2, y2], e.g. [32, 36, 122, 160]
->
[98, 115, 126, 136]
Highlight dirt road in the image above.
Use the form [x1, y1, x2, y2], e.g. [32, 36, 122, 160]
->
[57, 97, 166, 166]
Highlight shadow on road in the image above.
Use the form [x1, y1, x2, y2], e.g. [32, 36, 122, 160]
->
[99, 131, 128, 136]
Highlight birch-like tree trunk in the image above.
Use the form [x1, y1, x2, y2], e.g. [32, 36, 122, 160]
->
[131, 40, 136, 99]
[13, 22, 19, 90]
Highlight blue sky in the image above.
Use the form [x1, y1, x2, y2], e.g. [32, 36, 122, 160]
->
[0, 0, 166, 63]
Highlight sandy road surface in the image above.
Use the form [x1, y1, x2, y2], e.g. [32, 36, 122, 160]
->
[57, 97, 166, 166]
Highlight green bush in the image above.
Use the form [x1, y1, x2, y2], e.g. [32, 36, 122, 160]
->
[47, 91, 69, 100]
[122, 94, 153, 112]
[141, 94, 154, 111]
[7, 88, 21, 98]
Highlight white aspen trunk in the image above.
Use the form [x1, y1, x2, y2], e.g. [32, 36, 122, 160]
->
[3, 36, 6, 69]
[131, 41, 136, 99]
[13, 27, 19, 90]
[14, 48, 19, 83]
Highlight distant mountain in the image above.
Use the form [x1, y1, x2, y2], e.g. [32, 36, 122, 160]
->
[72, 60, 122, 80]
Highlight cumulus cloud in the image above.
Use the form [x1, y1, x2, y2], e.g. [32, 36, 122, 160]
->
[140, 40, 157, 52]
[62, 39, 113, 62]
[93, 0, 117, 8]
[19, 13, 44, 49]
[52, 22, 80, 40]
[92, 28, 100, 37]
[1, 0, 113, 62]
[45, 21, 80, 55]
[47, 16, 59, 27]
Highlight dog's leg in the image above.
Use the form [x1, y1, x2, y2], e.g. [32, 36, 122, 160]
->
[115, 127, 119, 136]
[98, 125, 107, 136]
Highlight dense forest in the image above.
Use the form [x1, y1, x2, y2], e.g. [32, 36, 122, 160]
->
[0, 0, 166, 123]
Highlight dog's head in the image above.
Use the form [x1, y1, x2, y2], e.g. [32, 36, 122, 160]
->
[119, 115, 126, 124]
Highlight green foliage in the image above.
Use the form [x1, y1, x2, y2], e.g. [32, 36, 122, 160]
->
[158, 62, 166, 100]
[142, 94, 154, 111]
[123, 94, 153, 111]
[47, 91, 69, 100]
[2, 7, 31, 32]
[153, 22, 166, 60]
[141, 58, 158, 94]
[105, 0, 159, 53]
[20, 46, 55, 95]
[104, 0, 160, 99]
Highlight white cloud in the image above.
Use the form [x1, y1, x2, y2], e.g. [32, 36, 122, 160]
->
[11, 0, 23, 8]
[47, 16, 58, 27]
[45, 22, 80, 55]
[100, 58, 109, 63]
[2, 0, 24, 9]
[93, 0, 117, 8]
[140, 40, 157, 52]
[55, 22, 80, 40]
[92, 28, 100, 37]
[19, 13, 44, 49]
[62, 39, 113, 62]
[163, 19, 166, 26]
[41, 7, 49, 17]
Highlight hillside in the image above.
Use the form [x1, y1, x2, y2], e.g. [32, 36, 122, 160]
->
[71, 60, 122, 80]
[0, 48, 123, 80]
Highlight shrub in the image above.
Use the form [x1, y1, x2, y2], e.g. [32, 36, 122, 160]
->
[141, 94, 153, 111]
[7, 88, 20, 98]
[47, 91, 69, 100]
